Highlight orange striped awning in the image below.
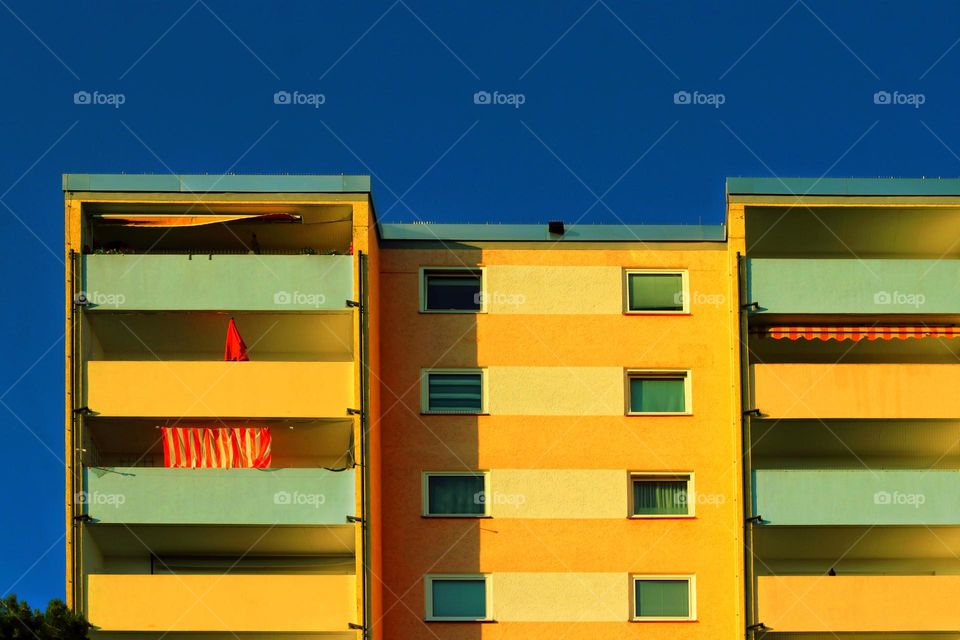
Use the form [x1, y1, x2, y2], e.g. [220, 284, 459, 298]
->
[756, 326, 960, 341]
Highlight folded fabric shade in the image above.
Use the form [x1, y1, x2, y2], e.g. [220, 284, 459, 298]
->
[93, 213, 300, 227]
[756, 325, 960, 341]
[161, 427, 271, 468]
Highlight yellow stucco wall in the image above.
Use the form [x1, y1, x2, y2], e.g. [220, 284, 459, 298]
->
[379, 244, 743, 639]
[86, 574, 356, 632]
[753, 363, 960, 419]
[759, 575, 960, 632]
[86, 360, 353, 417]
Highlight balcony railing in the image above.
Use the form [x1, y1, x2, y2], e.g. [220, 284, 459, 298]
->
[83, 467, 355, 525]
[753, 469, 960, 525]
[86, 360, 353, 418]
[747, 258, 960, 315]
[82, 254, 353, 311]
[86, 573, 357, 633]
[759, 575, 960, 632]
[752, 363, 960, 419]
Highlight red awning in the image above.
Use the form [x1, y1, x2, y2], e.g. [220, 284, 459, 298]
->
[756, 326, 960, 341]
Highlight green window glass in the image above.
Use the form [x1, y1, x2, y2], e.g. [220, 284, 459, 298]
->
[427, 474, 486, 515]
[629, 376, 686, 413]
[427, 372, 483, 413]
[627, 272, 684, 311]
[632, 477, 690, 515]
[431, 578, 487, 619]
[634, 579, 690, 618]
[425, 270, 482, 311]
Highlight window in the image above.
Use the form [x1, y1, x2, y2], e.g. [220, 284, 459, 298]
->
[631, 473, 693, 517]
[625, 270, 688, 313]
[421, 267, 484, 312]
[422, 369, 486, 414]
[627, 371, 691, 415]
[425, 574, 491, 621]
[423, 472, 489, 517]
[632, 576, 695, 621]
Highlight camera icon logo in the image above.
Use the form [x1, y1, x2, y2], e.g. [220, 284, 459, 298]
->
[873, 491, 892, 505]
[873, 291, 892, 305]
[74, 91, 91, 105]
[274, 91, 292, 105]
[273, 291, 292, 304]
[673, 90, 691, 105]
[874, 91, 892, 105]
[274, 491, 292, 505]
[473, 91, 492, 105]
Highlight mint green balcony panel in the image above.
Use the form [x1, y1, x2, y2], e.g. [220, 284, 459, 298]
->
[747, 258, 960, 314]
[83, 467, 355, 525]
[82, 255, 353, 311]
[753, 469, 960, 525]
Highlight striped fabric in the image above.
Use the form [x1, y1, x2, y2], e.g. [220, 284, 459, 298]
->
[758, 325, 960, 341]
[161, 427, 271, 468]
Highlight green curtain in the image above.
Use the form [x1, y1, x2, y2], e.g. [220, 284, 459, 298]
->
[432, 579, 486, 618]
[428, 475, 485, 515]
[635, 579, 689, 617]
[429, 373, 482, 412]
[633, 479, 688, 515]
[628, 273, 683, 311]
[630, 377, 685, 413]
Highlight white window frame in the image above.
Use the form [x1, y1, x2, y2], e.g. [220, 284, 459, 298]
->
[625, 369, 692, 416]
[421, 471, 491, 518]
[424, 573, 493, 622]
[628, 472, 696, 519]
[421, 368, 488, 415]
[419, 266, 487, 314]
[631, 574, 696, 622]
[623, 269, 690, 315]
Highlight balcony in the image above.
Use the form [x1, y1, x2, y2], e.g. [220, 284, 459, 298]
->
[752, 363, 960, 419]
[753, 469, 960, 525]
[86, 360, 353, 417]
[82, 254, 353, 311]
[86, 574, 356, 634]
[83, 467, 355, 525]
[758, 575, 960, 632]
[747, 258, 960, 315]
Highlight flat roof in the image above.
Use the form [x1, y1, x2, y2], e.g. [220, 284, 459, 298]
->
[728, 177, 960, 197]
[62, 173, 371, 193]
[379, 223, 725, 242]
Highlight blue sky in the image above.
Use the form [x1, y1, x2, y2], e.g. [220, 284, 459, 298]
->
[2, 0, 960, 606]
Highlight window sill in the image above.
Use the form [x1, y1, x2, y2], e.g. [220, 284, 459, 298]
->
[623, 311, 691, 316]
[425, 619, 498, 623]
[630, 618, 697, 623]
[422, 514, 493, 519]
[421, 412, 490, 416]
[628, 514, 696, 520]
[625, 412, 693, 417]
[419, 309, 488, 314]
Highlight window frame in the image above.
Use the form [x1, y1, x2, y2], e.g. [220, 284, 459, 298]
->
[421, 471, 492, 518]
[424, 573, 493, 622]
[421, 368, 488, 415]
[623, 269, 690, 315]
[625, 369, 693, 416]
[628, 472, 696, 519]
[631, 574, 696, 622]
[419, 266, 487, 314]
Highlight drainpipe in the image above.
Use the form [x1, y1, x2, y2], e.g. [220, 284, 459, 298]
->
[739, 253, 757, 638]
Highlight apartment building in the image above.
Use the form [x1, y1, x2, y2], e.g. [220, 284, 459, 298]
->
[377, 222, 744, 638]
[732, 177, 960, 637]
[64, 174, 382, 639]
